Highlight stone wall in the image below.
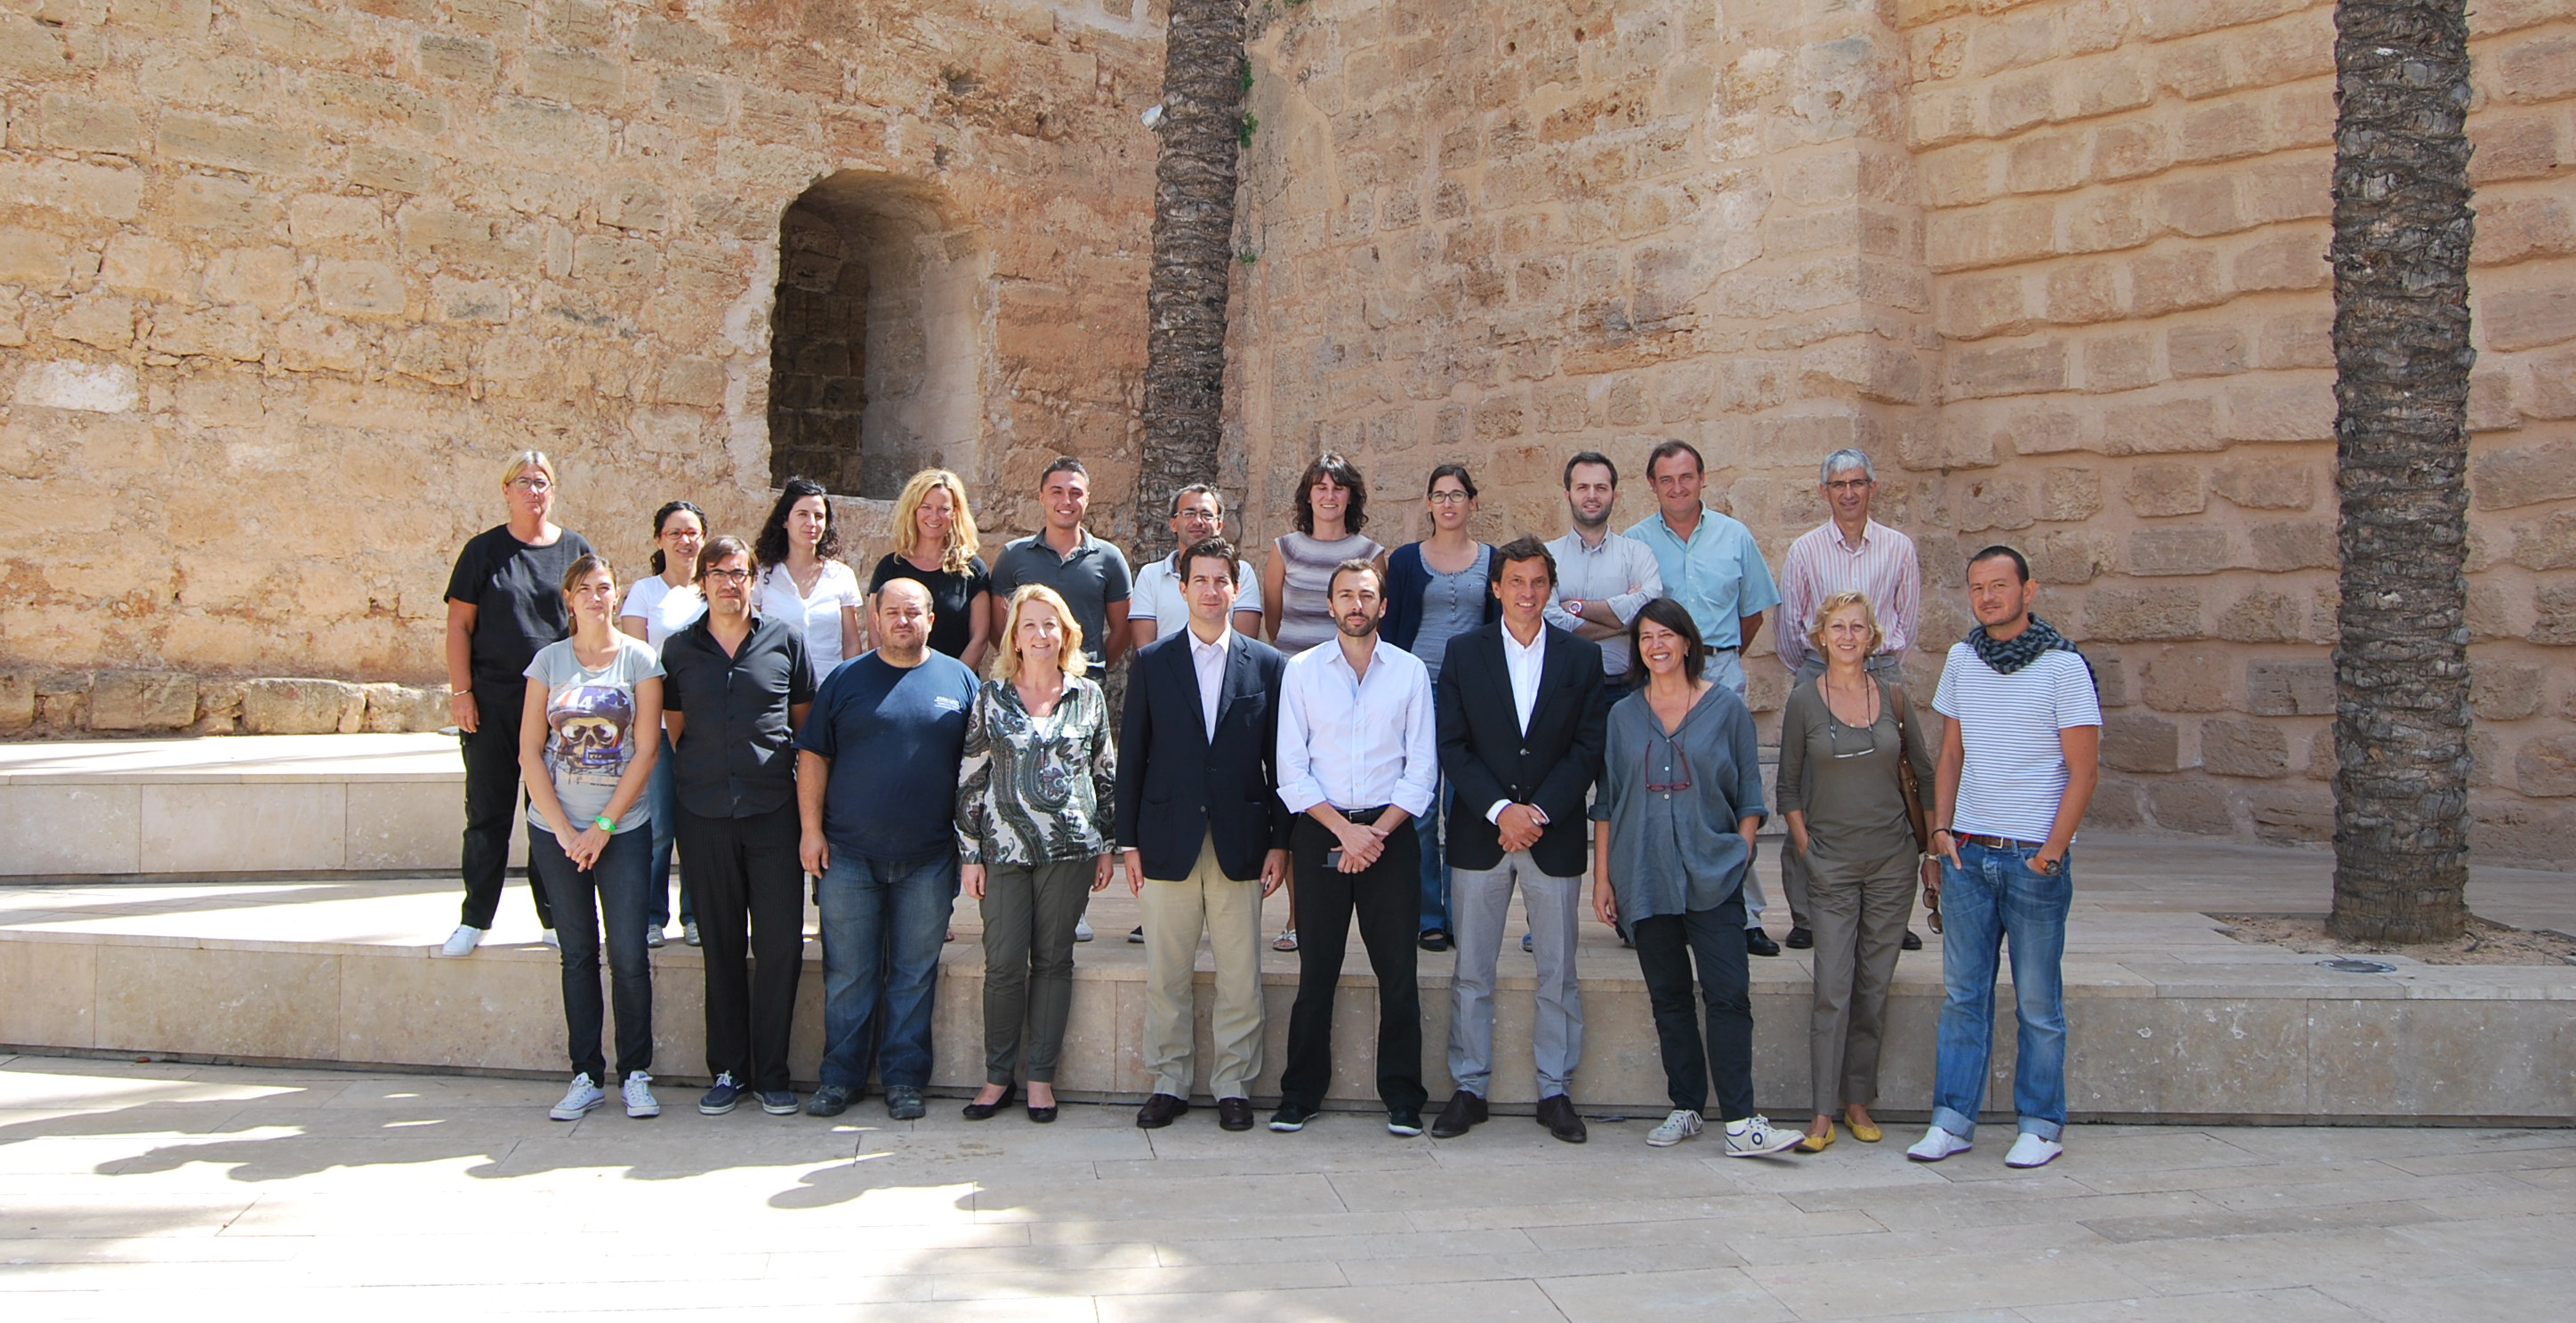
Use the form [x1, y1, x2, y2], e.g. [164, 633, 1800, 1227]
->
[1229, 0, 2576, 863]
[0, 0, 1162, 685]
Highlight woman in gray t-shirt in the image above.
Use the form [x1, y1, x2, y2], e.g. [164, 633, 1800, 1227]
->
[519, 553, 665, 1125]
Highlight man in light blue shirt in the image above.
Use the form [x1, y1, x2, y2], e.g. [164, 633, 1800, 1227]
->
[1626, 440, 1786, 956]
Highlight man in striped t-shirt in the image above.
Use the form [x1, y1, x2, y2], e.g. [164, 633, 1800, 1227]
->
[1907, 545, 2100, 1173]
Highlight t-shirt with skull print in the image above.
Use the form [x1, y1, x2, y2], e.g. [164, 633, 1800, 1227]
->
[523, 633, 665, 836]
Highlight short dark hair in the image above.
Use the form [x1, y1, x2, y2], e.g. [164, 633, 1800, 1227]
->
[1490, 534, 1558, 588]
[1293, 452, 1370, 536]
[695, 534, 753, 579]
[755, 477, 840, 567]
[1628, 597, 1707, 685]
[1041, 456, 1088, 484]
[1646, 440, 1704, 477]
[1425, 463, 1478, 498]
[1326, 557, 1384, 597]
[1968, 544, 2032, 585]
[1168, 482, 1223, 517]
[648, 499, 705, 575]
[1178, 536, 1239, 585]
[1563, 451, 1617, 488]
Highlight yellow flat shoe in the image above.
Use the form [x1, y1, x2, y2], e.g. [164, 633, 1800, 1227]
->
[1847, 1117, 1883, 1143]
[1797, 1128, 1835, 1153]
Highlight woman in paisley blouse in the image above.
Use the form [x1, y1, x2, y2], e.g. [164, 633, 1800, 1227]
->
[955, 584, 1120, 1122]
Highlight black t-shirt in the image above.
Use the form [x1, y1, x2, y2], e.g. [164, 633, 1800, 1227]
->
[866, 553, 991, 660]
[445, 524, 596, 691]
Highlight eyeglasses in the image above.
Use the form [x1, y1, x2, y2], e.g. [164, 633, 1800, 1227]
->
[1645, 747, 1692, 794]
[701, 569, 753, 583]
[1427, 490, 1473, 504]
[1823, 479, 1873, 493]
[1827, 719, 1881, 760]
[510, 477, 551, 493]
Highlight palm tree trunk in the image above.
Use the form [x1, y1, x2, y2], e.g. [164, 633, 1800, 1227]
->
[2327, 0, 2475, 943]
[1132, 0, 1248, 562]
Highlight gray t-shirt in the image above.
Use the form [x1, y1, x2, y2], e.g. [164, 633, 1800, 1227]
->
[990, 530, 1132, 667]
[522, 633, 664, 835]
[1409, 543, 1492, 687]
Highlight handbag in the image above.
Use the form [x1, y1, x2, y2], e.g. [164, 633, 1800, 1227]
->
[1880, 677, 1942, 933]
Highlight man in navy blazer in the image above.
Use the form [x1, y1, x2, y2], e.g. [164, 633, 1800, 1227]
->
[1433, 536, 1607, 1143]
[1115, 536, 1292, 1133]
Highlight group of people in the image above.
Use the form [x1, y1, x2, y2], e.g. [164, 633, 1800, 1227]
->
[438, 440, 2099, 1167]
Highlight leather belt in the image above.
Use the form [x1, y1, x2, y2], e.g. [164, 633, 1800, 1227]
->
[1959, 833, 2045, 851]
[1341, 804, 1393, 826]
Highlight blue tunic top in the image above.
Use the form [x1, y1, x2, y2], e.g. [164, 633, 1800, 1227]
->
[1590, 682, 1769, 921]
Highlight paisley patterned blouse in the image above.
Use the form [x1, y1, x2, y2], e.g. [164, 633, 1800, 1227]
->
[954, 674, 1118, 867]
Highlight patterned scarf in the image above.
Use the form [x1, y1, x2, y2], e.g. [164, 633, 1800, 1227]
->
[1967, 614, 2086, 676]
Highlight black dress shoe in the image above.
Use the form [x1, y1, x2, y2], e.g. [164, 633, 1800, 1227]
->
[1902, 928, 1924, 951]
[1217, 1097, 1255, 1131]
[1784, 925, 1814, 950]
[1026, 1099, 1059, 1124]
[1429, 1088, 1487, 1139]
[962, 1085, 1016, 1121]
[1534, 1093, 1588, 1144]
[1746, 928, 1782, 957]
[1418, 928, 1452, 952]
[1136, 1093, 1191, 1129]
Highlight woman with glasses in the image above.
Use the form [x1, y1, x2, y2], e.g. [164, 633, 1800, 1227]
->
[1383, 464, 1496, 953]
[620, 500, 708, 948]
[1775, 591, 1933, 1153]
[1590, 598, 1799, 1157]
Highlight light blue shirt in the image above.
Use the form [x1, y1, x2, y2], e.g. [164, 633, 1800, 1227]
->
[1625, 509, 1781, 648]
[1276, 636, 1438, 819]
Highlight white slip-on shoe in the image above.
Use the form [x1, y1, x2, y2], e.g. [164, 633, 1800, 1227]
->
[1722, 1115, 1802, 1158]
[1074, 917, 1095, 942]
[439, 925, 486, 957]
[1907, 1124, 1974, 1162]
[549, 1073, 605, 1121]
[2005, 1133, 2065, 1168]
[1645, 1109, 1704, 1147]
[622, 1072, 660, 1119]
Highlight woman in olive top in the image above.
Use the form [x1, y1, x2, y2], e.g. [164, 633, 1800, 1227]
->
[1775, 591, 1933, 1153]
[866, 468, 994, 671]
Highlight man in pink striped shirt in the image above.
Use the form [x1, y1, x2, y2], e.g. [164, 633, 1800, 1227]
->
[1774, 448, 1924, 953]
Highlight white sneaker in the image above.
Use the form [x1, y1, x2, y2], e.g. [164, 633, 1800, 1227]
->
[1074, 916, 1095, 942]
[439, 924, 485, 957]
[542, 929, 560, 948]
[622, 1072, 660, 1118]
[549, 1073, 605, 1121]
[1646, 1109, 1704, 1147]
[2005, 1133, 2065, 1168]
[1722, 1115, 1801, 1158]
[1907, 1124, 1973, 1163]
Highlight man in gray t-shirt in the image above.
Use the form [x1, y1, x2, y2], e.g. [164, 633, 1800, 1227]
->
[988, 456, 1132, 670]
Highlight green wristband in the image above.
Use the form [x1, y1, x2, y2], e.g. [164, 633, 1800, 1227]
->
[592, 814, 616, 832]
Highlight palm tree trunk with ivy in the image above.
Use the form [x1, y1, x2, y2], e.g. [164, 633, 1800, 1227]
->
[1132, 0, 1249, 561]
[2327, 0, 2475, 943]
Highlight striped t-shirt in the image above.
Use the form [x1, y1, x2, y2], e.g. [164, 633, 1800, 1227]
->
[1932, 643, 2102, 843]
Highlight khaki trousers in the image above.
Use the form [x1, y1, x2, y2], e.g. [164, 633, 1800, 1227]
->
[1139, 839, 1268, 1101]
[1805, 843, 1918, 1116]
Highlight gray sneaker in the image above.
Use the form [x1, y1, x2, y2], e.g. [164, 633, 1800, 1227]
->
[1646, 1109, 1703, 1147]
[884, 1085, 926, 1120]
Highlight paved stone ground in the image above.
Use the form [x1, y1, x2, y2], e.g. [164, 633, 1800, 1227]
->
[3, 1053, 2571, 1319]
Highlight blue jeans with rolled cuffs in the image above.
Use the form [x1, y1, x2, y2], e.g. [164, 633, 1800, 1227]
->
[815, 851, 955, 1093]
[1929, 839, 2073, 1141]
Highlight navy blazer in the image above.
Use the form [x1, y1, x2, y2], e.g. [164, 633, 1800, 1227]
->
[1114, 628, 1293, 882]
[1435, 621, 1607, 878]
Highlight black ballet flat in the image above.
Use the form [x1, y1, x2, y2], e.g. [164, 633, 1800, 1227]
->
[962, 1085, 1016, 1120]
[1026, 1098, 1059, 1124]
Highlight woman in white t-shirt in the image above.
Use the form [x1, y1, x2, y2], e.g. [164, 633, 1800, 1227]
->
[619, 500, 710, 948]
[754, 476, 864, 686]
[519, 553, 664, 1125]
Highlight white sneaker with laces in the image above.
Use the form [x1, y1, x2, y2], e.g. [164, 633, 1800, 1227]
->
[1906, 1124, 1974, 1163]
[1722, 1114, 1801, 1158]
[439, 925, 485, 957]
[549, 1073, 605, 1121]
[1645, 1109, 1704, 1147]
[1074, 917, 1095, 943]
[622, 1072, 660, 1118]
[2005, 1133, 2064, 1168]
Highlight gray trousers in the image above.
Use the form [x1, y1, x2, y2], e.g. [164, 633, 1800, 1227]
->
[1779, 651, 1909, 930]
[1446, 851, 1584, 1100]
[979, 858, 1095, 1085]
[1805, 843, 1917, 1116]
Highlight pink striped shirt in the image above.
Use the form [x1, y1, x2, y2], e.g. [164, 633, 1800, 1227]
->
[1776, 519, 1920, 673]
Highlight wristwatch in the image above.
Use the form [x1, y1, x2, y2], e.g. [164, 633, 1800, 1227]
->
[592, 814, 616, 832]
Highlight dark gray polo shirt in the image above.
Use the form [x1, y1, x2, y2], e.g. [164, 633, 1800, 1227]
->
[989, 528, 1132, 667]
[659, 615, 814, 819]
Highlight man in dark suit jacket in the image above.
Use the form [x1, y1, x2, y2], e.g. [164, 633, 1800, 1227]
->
[1115, 536, 1292, 1133]
[1433, 535, 1607, 1143]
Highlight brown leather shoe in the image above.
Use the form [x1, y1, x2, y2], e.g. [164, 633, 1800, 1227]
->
[1535, 1093, 1588, 1144]
[1135, 1093, 1190, 1129]
[1429, 1088, 1487, 1139]
[1217, 1097, 1255, 1131]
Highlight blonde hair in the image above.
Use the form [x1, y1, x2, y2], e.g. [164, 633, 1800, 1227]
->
[1807, 590, 1885, 656]
[890, 468, 980, 575]
[991, 585, 1088, 682]
[500, 449, 557, 488]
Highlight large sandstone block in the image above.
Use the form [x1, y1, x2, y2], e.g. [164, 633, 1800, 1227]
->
[0, 670, 33, 729]
[2148, 778, 2238, 835]
[2516, 735, 2576, 797]
[2144, 647, 2235, 713]
[363, 683, 447, 734]
[2083, 586, 2202, 641]
[88, 672, 198, 730]
[240, 678, 366, 735]
[2202, 718, 2290, 778]
[2246, 659, 2333, 716]
[2101, 713, 2179, 773]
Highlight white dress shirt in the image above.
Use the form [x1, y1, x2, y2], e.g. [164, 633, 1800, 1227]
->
[1486, 621, 1552, 825]
[1276, 636, 1437, 818]
[1542, 528, 1662, 677]
[1187, 625, 1231, 743]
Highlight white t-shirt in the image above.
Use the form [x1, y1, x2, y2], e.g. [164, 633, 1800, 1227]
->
[522, 633, 664, 835]
[758, 560, 862, 684]
[1128, 552, 1264, 627]
[618, 575, 707, 649]
[1932, 644, 2103, 843]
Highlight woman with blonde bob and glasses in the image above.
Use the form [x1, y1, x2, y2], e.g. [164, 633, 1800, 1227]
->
[867, 468, 994, 671]
[1775, 591, 1935, 1153]
[954, 585, 1119, 1123]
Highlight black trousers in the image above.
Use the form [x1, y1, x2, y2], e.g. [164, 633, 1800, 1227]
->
[459, 682, 553, 932]
[530, 826, 653, 1081]
[1630, 884, 1756, 1123]
[678, 801, 808, 1093]
[1280, 814, 1429, 1114]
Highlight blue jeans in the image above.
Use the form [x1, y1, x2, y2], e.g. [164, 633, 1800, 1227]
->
[1929, 840, 2072, 1141]
[641, 736, 692, 930]
[815, 851, 954, 1092]
[1417, 778, 1453, 933]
